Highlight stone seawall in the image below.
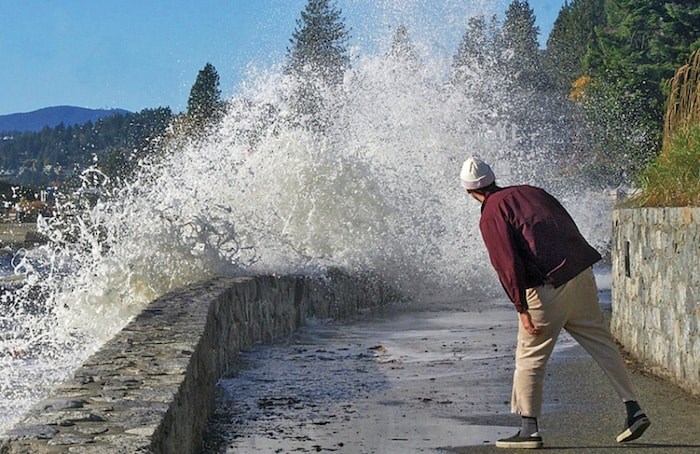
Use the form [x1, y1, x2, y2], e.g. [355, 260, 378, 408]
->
[611, 207, 699, 395]
[1, 270, 396, 453]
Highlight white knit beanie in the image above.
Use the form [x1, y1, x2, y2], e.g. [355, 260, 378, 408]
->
[460, 157, 495, 190]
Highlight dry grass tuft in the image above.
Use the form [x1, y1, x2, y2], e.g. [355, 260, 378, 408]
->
[632, 50, 700, 207]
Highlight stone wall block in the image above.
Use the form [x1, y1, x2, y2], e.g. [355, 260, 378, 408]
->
[689, 336, 700, 384]
[612, 208, 699, 396]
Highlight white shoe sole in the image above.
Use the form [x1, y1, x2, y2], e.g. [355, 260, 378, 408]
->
[616, 416, 651, 443]
[495, 439, 543, 449]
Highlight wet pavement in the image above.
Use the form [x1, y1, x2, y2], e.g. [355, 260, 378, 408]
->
[203, 299, 700, 453]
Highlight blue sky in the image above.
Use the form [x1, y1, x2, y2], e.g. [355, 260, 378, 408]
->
[0, 0, 567, 115]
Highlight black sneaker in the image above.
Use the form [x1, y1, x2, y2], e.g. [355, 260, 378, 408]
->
[616, 410, 651, 443]
[496, 431, 543, 449]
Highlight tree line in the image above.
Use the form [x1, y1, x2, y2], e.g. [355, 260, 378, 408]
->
[250, 0, 699, 186]
[1, 0, 698, 192]
[0, 108, 172, 187]
[273, 0, 700, 186]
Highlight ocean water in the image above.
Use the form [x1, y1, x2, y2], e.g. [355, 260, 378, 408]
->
[0, 0, 617, 433]
[0, 253, 13, 277]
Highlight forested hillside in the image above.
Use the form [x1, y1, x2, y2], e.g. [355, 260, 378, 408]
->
[0, 106, 130, 133]
[0, 108, 172, 186]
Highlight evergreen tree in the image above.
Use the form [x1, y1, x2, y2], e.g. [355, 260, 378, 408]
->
[585, 1, 664, 104]
[544, 0, 605, 92]
[502, 0, 543, 89]
[585, 1, 698, 107]
[487, 14, 504, 52]
[577, 0, 700, 182]
[451, 14, 509, 117]
[453, 15, 489, 80]
[186, 63, 224, 129]
[100, 107, 173, 183]
[286, 0, 350, 85]
[285, 0, 350, 132]
[388, 25, 417, 61]
[650, 3, 700, 89]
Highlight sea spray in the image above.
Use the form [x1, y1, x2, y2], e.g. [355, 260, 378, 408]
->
[0, 1, 616, 431]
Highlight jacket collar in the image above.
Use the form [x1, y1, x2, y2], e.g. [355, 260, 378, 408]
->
[480, 187, 502, 213]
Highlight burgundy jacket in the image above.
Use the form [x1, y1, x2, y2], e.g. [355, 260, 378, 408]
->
[479, 185, 601, 312]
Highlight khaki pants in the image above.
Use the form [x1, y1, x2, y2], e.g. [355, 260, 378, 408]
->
[511, 267, 637, 417]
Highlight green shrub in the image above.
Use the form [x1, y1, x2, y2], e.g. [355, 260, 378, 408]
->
[629, 49, 700, 207]
[633, 123, 700, 207]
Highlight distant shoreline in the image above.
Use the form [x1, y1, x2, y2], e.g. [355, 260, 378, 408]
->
[0, 223, 42, 283]
[0, 223, 40, 250]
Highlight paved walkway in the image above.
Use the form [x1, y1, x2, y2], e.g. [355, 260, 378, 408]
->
[203, 299, 700, 453]
[452, 334, 700, 453]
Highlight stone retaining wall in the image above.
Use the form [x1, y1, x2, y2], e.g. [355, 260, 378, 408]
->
[611, 207, 699, 395]
[1, 270, 397, 453]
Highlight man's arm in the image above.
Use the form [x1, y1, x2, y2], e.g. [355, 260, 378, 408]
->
[480, 214, 530, 312]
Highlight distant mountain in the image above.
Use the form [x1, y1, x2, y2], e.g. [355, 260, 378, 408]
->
[0, 106, 131, 133]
